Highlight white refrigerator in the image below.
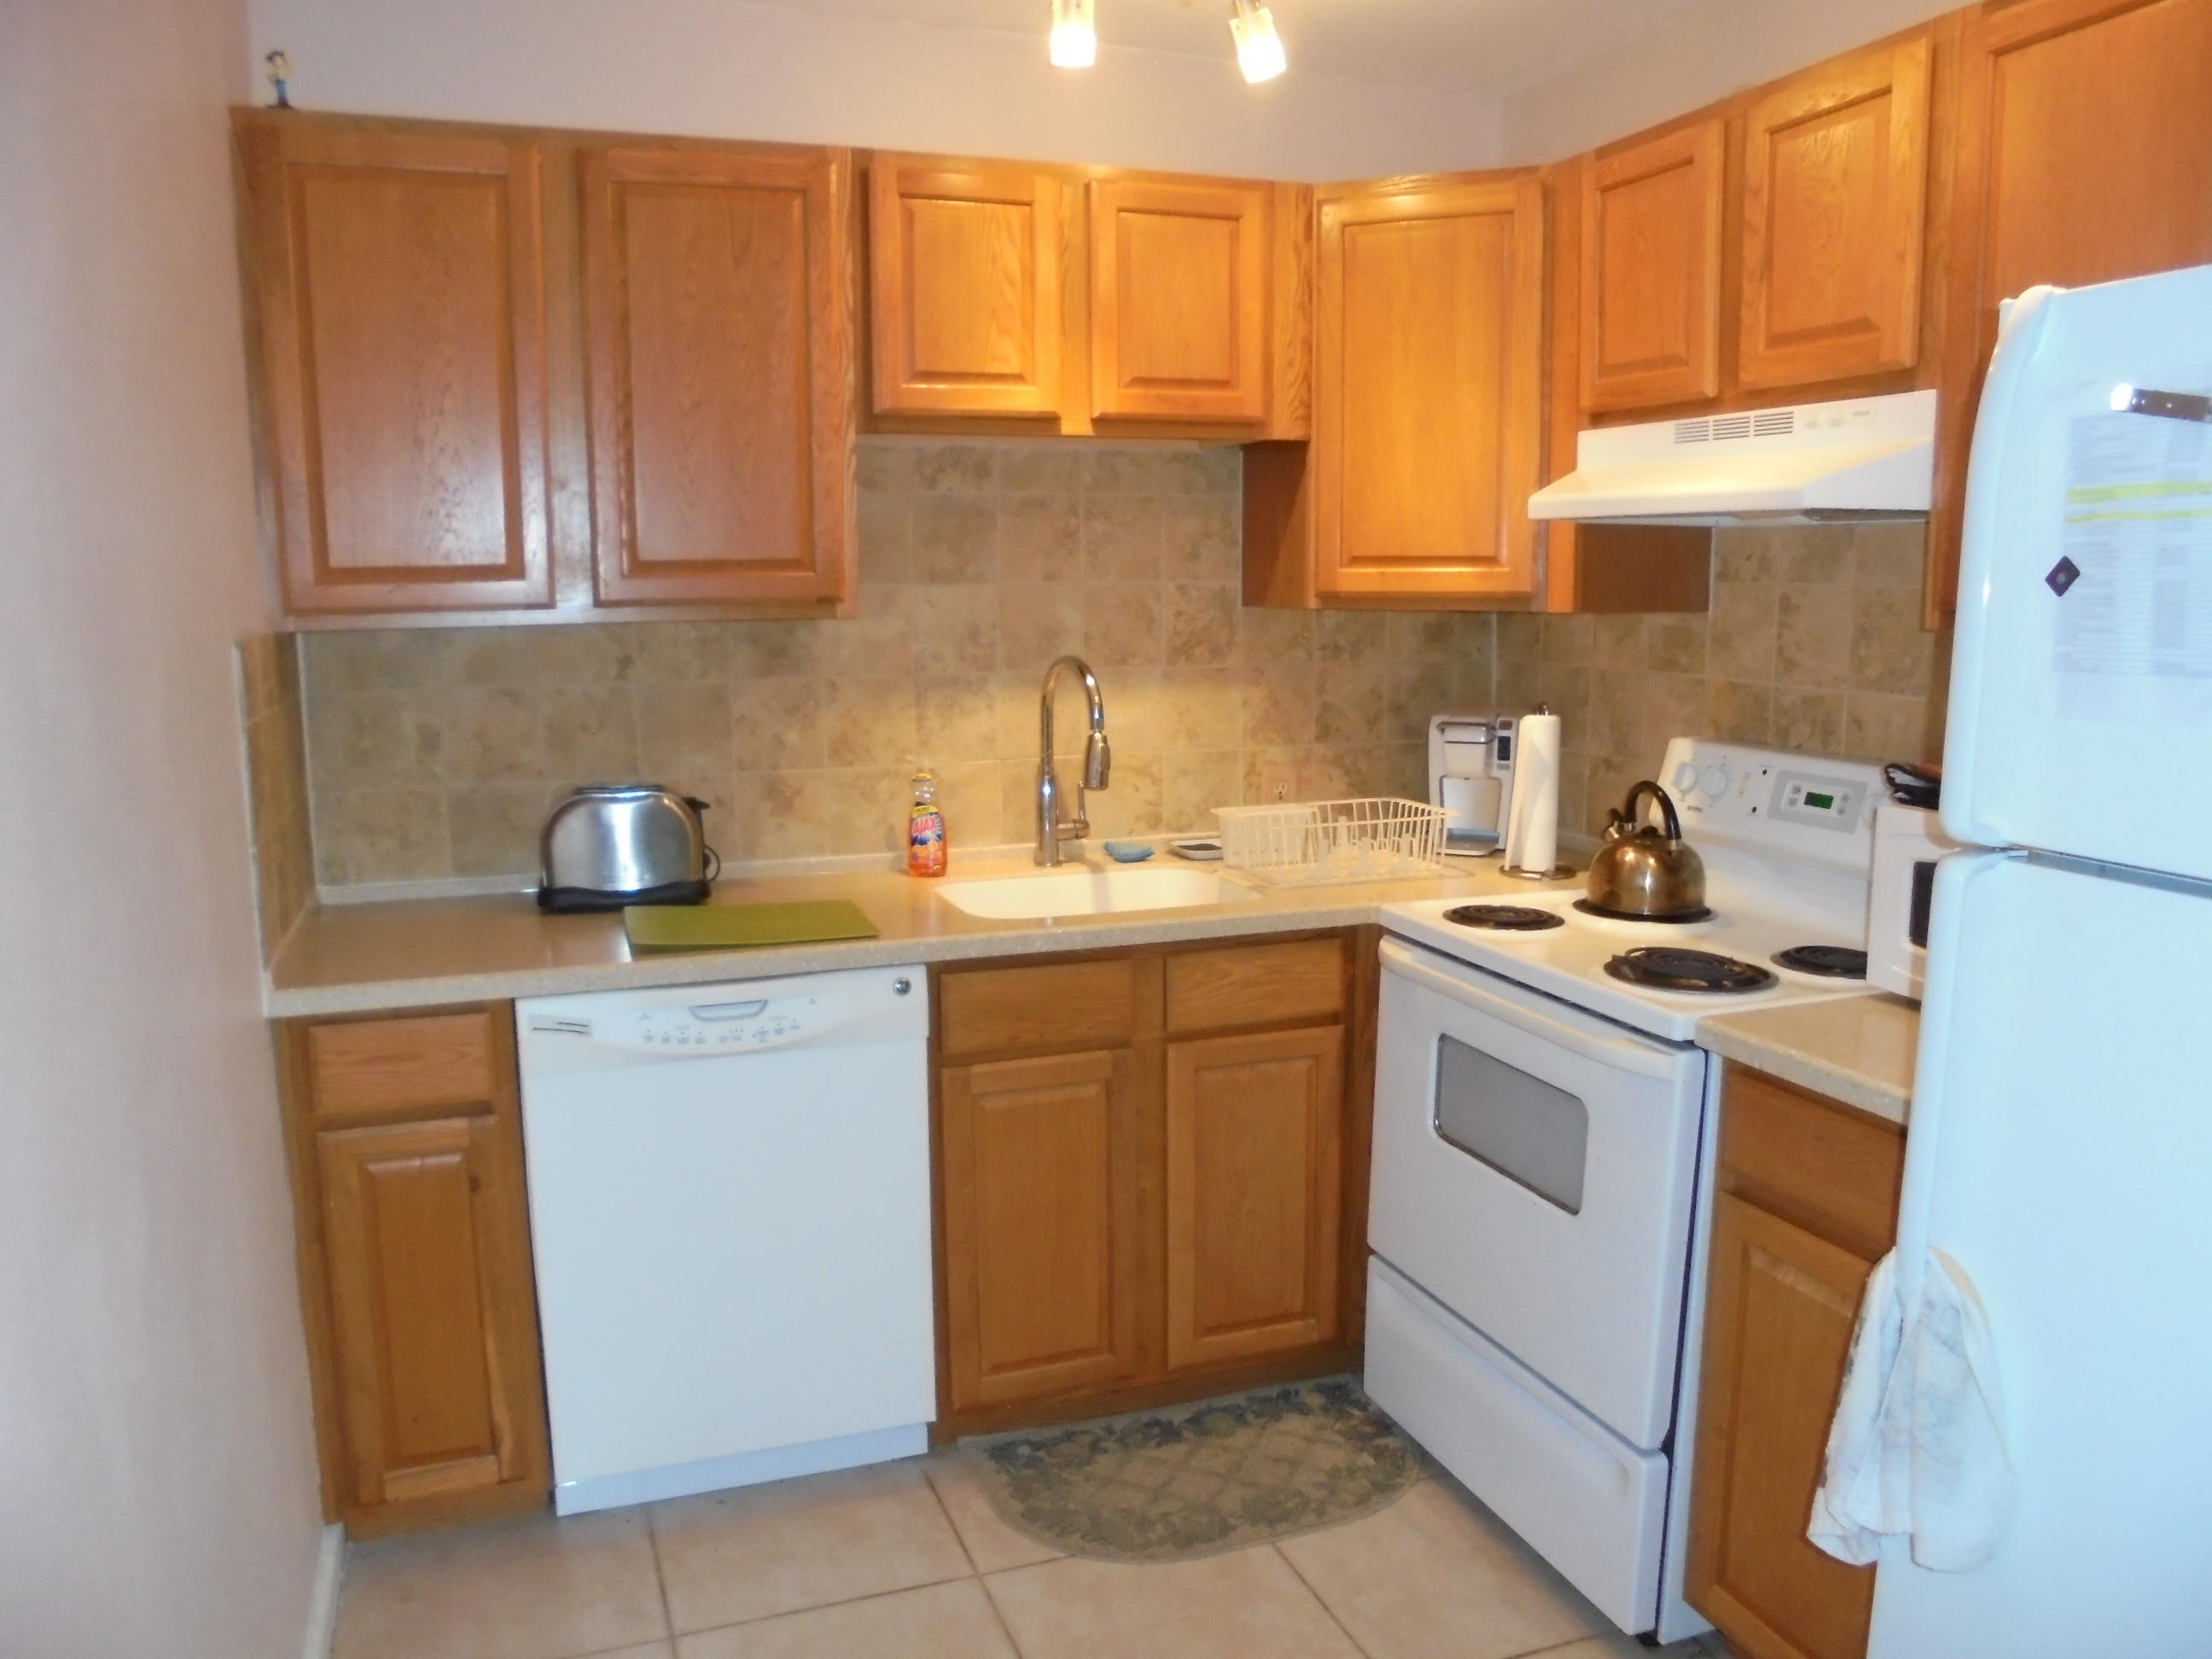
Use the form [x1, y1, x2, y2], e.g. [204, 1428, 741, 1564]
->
[1871, 263, 2212, 1656]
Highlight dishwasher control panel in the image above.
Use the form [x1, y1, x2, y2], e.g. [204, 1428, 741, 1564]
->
[529, 993, 851, 1055]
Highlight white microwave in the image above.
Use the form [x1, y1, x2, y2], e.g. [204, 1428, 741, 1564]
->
[1867, 801, 1965, 1000]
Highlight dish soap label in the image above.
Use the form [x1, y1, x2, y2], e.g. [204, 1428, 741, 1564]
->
[907, 771, 948, 877]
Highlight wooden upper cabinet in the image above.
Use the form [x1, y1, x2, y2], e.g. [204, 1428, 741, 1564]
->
[1165, 1025, 1344, 1370]
[1739, 36, 1933, 391]
[1580, 119, 1725, 411]
[238, 119, 555, 615]
[1310, 174, 1546, 602]
[579, 142, 854, 608]
[1089, 178, 1270, 422]
[1926, 0, 2212, 620]
[868, 159, 1062, 417]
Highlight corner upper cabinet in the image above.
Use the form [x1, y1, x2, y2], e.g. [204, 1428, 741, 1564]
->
[1739, 37, 1933, 391]
[867, 159, 1063, 417]
[1089, 178, 1271, 422]
[1250, 172, 1545, 608]
[236, 117, 556, 615]
[1580, 119, 1725, 411]
[579, 142, 855, 609]
[1924, 0, 2212, 623]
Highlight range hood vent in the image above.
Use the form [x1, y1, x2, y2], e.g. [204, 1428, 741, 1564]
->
[1528, 389, 1936, 527]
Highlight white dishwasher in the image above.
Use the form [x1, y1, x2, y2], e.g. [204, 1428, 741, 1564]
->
[515, 964, 934, 1516]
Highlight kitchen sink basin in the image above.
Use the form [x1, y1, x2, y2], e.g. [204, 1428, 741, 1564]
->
[935, 864, 1245, 920]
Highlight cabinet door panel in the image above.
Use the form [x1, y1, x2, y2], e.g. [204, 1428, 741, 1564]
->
[241, 124, 553, 614]
[1928, 0, 2212, 620]
[942, 1049, 1142, 1408]
[870, 161, 1062, 416]
[1165, 1025, 1344, 1369]
[1581, 120, 1725, 411]
[1313, 176, 1545, 601]
[1741, 37, 1932, 389]
[317, 1113, 545, 1510]
[1688, 1192, 1877, 1659]
[581, 144, 853, 608]
[1090, 180, 1269, 422]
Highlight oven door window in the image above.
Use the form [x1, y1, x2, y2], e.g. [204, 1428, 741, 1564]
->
[1433, 1034, 1589, 1214]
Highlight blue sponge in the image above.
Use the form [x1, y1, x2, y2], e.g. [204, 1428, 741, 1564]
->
[1102, 841, 1155, 863]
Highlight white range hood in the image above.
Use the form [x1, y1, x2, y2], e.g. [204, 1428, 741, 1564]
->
[1527, 388, 1936, 526]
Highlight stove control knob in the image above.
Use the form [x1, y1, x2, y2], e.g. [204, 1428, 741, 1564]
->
[1672, 761, 1698, 796]
[1699, 763, 1731, 798]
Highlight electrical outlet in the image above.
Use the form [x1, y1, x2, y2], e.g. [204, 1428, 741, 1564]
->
[1256, 760, 1299, 803]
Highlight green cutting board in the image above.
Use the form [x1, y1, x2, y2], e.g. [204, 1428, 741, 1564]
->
[623, 899, 880, 953]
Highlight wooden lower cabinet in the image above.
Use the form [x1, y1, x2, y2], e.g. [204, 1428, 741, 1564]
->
[934, 934, 1371, 1432]
[1165, 1025, 1343, 1369]
[940, 1047, 1144, 1407]
[1688, 1065, 1906, 1659]
[282, 1004, 550, 1536]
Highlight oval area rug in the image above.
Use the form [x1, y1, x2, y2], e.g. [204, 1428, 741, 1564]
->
[959, 1375, 1421, 1564]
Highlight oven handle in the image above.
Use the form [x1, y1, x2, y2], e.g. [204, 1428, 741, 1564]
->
[1380, 938, 1686, 1081]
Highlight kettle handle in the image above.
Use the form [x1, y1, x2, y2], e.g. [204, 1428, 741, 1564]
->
[1623, 779, 1683, 841]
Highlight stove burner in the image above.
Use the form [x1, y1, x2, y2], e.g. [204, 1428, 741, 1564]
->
[1575, 899, 1714, 925]
[1442, 904, 1567, 933]
[1604, 947, 1778, 993]
[1773, 945, 1869, 980]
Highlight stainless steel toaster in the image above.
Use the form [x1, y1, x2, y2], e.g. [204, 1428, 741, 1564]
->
[538, 784, 717, 913]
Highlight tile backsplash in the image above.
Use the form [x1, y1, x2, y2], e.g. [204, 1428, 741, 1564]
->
[300, 441, 1495, 891]
[288, 456, 1954, 895]
[236, 633, 315, 953]
[1496, 522, 1950, 835]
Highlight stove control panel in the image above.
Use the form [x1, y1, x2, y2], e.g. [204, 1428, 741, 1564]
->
[1662, 740, 1883, 870]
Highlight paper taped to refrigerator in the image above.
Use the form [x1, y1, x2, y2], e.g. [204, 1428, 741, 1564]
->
[2052, 407, 2212, 721]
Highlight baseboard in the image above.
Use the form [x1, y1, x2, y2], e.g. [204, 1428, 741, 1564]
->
[300, 1522, 344, 1659]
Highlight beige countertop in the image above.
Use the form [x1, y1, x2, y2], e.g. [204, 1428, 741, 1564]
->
[1699, 993, 1920, 1125]
[267, 853, 1584, 1019]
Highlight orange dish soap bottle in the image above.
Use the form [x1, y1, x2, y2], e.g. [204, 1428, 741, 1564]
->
[907, 770, 948, 877]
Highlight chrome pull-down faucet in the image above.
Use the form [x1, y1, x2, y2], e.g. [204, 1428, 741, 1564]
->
[1035, 655, 1111, 865]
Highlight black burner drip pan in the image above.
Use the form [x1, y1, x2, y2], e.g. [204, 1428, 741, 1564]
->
[1442, 904, 1567, 933]
[1773, 945, 1869, 980]
[1604, 946, 1777, 993]
[1575, 899, 1714, 925]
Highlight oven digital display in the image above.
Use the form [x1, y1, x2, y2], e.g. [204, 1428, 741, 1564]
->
[1804, 789, 1835, 810]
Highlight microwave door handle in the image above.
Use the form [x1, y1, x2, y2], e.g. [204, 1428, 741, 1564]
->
[1381, 939, 1683, 1080]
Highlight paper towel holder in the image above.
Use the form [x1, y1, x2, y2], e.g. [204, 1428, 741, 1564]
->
[1500, 703, 1576, 881]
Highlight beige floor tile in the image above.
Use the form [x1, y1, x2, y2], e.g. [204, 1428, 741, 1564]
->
[577, 1645, 678, 1659]
[332, 1507, 667, 1659]
[649, 1460, 973, 1633]
[675, 1578, 1017, 1659]
[923, 1448, 1064, 1573]
[1275, 1476, 1605, 1659]
[1527, 1633, 1716, 1658]
[984, 1545, 1365, 1659]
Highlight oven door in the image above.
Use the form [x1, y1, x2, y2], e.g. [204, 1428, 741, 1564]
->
[1369, 936, 1707, 1450]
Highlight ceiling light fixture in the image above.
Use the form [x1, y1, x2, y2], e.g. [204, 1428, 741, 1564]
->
[1050, 0, 1097, 68]
[1228, 0, 1287, 83]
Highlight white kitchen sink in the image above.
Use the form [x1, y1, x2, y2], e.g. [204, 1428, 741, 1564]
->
[935, 864, 1246, 920]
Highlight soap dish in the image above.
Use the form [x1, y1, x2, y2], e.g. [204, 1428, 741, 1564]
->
[1102, 841, 1155, 863]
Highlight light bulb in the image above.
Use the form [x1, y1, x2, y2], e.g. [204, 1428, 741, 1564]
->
[1050, 0, 1097, 68]
[1229, 0, 1286, 82]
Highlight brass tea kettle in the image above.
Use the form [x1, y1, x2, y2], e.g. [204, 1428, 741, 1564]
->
[1584, 780, 1708, 920]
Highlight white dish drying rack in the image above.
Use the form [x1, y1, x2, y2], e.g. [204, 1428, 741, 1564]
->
[1214, 797, 1451, 887]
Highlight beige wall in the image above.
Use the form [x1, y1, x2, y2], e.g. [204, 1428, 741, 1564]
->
[301, 442, 1496, 888]
[1502, 0, 1957, 162]
[0, 3, 324, 1655]
[1497, 523, 1950, 835]
[243, 0, 1505, 183]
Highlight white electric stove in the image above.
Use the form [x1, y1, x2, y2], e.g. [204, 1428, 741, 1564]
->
[1363, 740, 1885, 1644]
[1382, 739, 1885, 1041]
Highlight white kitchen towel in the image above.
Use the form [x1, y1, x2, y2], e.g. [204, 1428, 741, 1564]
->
[1810, 1247, 2015, 1571]
[1503, 712, 1561, 875]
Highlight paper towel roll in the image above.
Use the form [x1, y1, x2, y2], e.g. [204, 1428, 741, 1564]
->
[1504, 712, 1562, 875]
